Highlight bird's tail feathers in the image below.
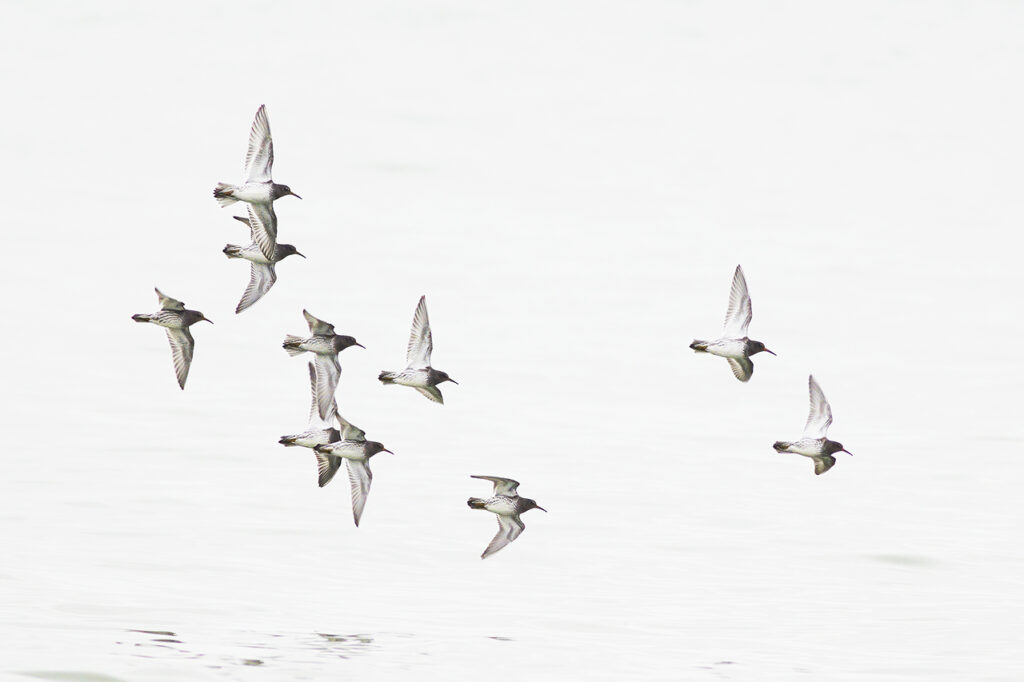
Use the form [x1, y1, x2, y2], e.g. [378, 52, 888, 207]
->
[279, 435, 298, 446]
[689, 339, 708, 352]
[283, 335, 306, 356]
[223, 244, 244, 258]
[213, 183, 239, 207]
[772, 441, 790, 452]
[467, 497, 487, 510]
[132, 314, 152, 323]
[378, 371, 396, 384]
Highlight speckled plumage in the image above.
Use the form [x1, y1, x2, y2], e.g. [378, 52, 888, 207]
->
[379, 295, 457, 404]
[224, 206, 304, 313]
[773, 375, 852, 475]
[131, 288, 212, 389]
[282, 310, 364, 421]
[467, 476, 546, 559]
[690, 264, 775, 382]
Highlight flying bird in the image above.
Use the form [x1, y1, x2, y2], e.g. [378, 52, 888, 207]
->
[467, 476, 546, 559]
[690, 264, 775, 382]
[773, 375, 852, 475]
[283, 309, 364, 421]
[379, 295, 457, 404]
[213, 104, 301, 261]
[279, 361, 344, 453]
[132, 288, 212, 389]
[224, 206, 304, 313]
[313, 421, 392, 527]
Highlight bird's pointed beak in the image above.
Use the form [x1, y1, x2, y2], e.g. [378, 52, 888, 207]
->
[382, 448, 394, 455]
[841, 448, 853, 456]
[355, 342, 366, 349]
[295, 251, 306, 259]
[765, 349, 777, 356]
[290, 191, 302, 199]
[448, 378, 459, 385]
[536, 506, 548, 512]
[202, 316, 214, 324]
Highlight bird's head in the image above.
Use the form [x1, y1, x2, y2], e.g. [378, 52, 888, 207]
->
[435, 370, 458, 385]
[365, 441, 393, 456]
[274, 184, 302, 200]
[827, 441, 853, 456]
[278, 243, 305, 259]
[749, 340, 776, 356]
[334, 335, 366, 351]
[522, 498, 547, 513]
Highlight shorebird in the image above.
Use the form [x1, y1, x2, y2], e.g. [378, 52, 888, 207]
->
[313, 422, 392, 527]
[213, 104, 300, 261]
[467, 476, 546, 559]
[224, 206, 304, 314]
[773, 375, 852, 475]
[279, 361, 343, 456]
[690, 264, 775, 382]
[131, 288, 212, 389]
[283, 310, 364, 421]
[379, 295, 457, 404]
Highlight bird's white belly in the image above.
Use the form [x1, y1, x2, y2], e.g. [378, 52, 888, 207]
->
[238, 246, 273, 265]
[291, 430, 334, 448]
[705, 339, 746, 359]
[231, 183, 273, 204]
[484, 497, 516, 515]
[786, 439, 825, 457]
[320, 440, 367, 461]
[392, 370, 430, 388]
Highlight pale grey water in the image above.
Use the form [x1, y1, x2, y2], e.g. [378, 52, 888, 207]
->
[2, 1, 1023, 680]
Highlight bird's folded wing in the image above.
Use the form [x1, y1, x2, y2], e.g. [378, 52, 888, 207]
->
[813, 455, 836, 475]
[303, 309, 335, 336]
[414, 386, 443, 404]
[155, 287, 185, 311]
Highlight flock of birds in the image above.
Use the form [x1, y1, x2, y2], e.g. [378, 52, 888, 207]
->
[132, 105, 852, 560]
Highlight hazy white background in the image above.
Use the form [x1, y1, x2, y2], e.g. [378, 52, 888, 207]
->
[1, 1, 1022, 680]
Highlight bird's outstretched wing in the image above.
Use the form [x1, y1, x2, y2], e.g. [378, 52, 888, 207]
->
[303, 309, 336, 336]
[246, 203, 278, 262]
[305, 362, 337, 427]
[345, 459, 373, 527]
[471, 475, 520, 496]
[155, 288, 185, 311]
[315, 452, 343, 488]
[244, 104, 274, 183]
[313, 354, 341, 422]
[235, 262, 277, 314]
[481, 514, 525, 559]
[405, 295, 433, 368]
[722, 265, 752, 338]
[813, 455, 836, 475]
[165, 327, 194, 389]
[336, 413, 366, 442]
[727, 356, 754, 382]
[414, 386, 443, 404]
[803, 374, 833, 439]
[248, 202, 278, 262]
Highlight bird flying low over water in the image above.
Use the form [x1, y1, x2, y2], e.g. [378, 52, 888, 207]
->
[379, 295, 457, 404]
[224, 206, 305, 314]
[690, 264, 775, 382]
[468, 476, 546, 559]
[213, 104, 300, 261]
[132, 288, 212, 389]
[773, 375, 852, 475]
[313, 419, 392, 527]
[283, 310, 364, 421]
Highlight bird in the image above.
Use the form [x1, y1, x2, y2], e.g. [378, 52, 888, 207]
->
[224, 206, 305, 314]
[773, 374, 852, 475]
[132, 288, 212, 389]
[379, 295, 457, 404]
[313, 423, 392, 527]
[213, 104, 301, 261]
[279, 361, 344, 455]
[283, 310, 364, 421]
[467, 475, 546, 559]
[690, 264, 776, 382]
